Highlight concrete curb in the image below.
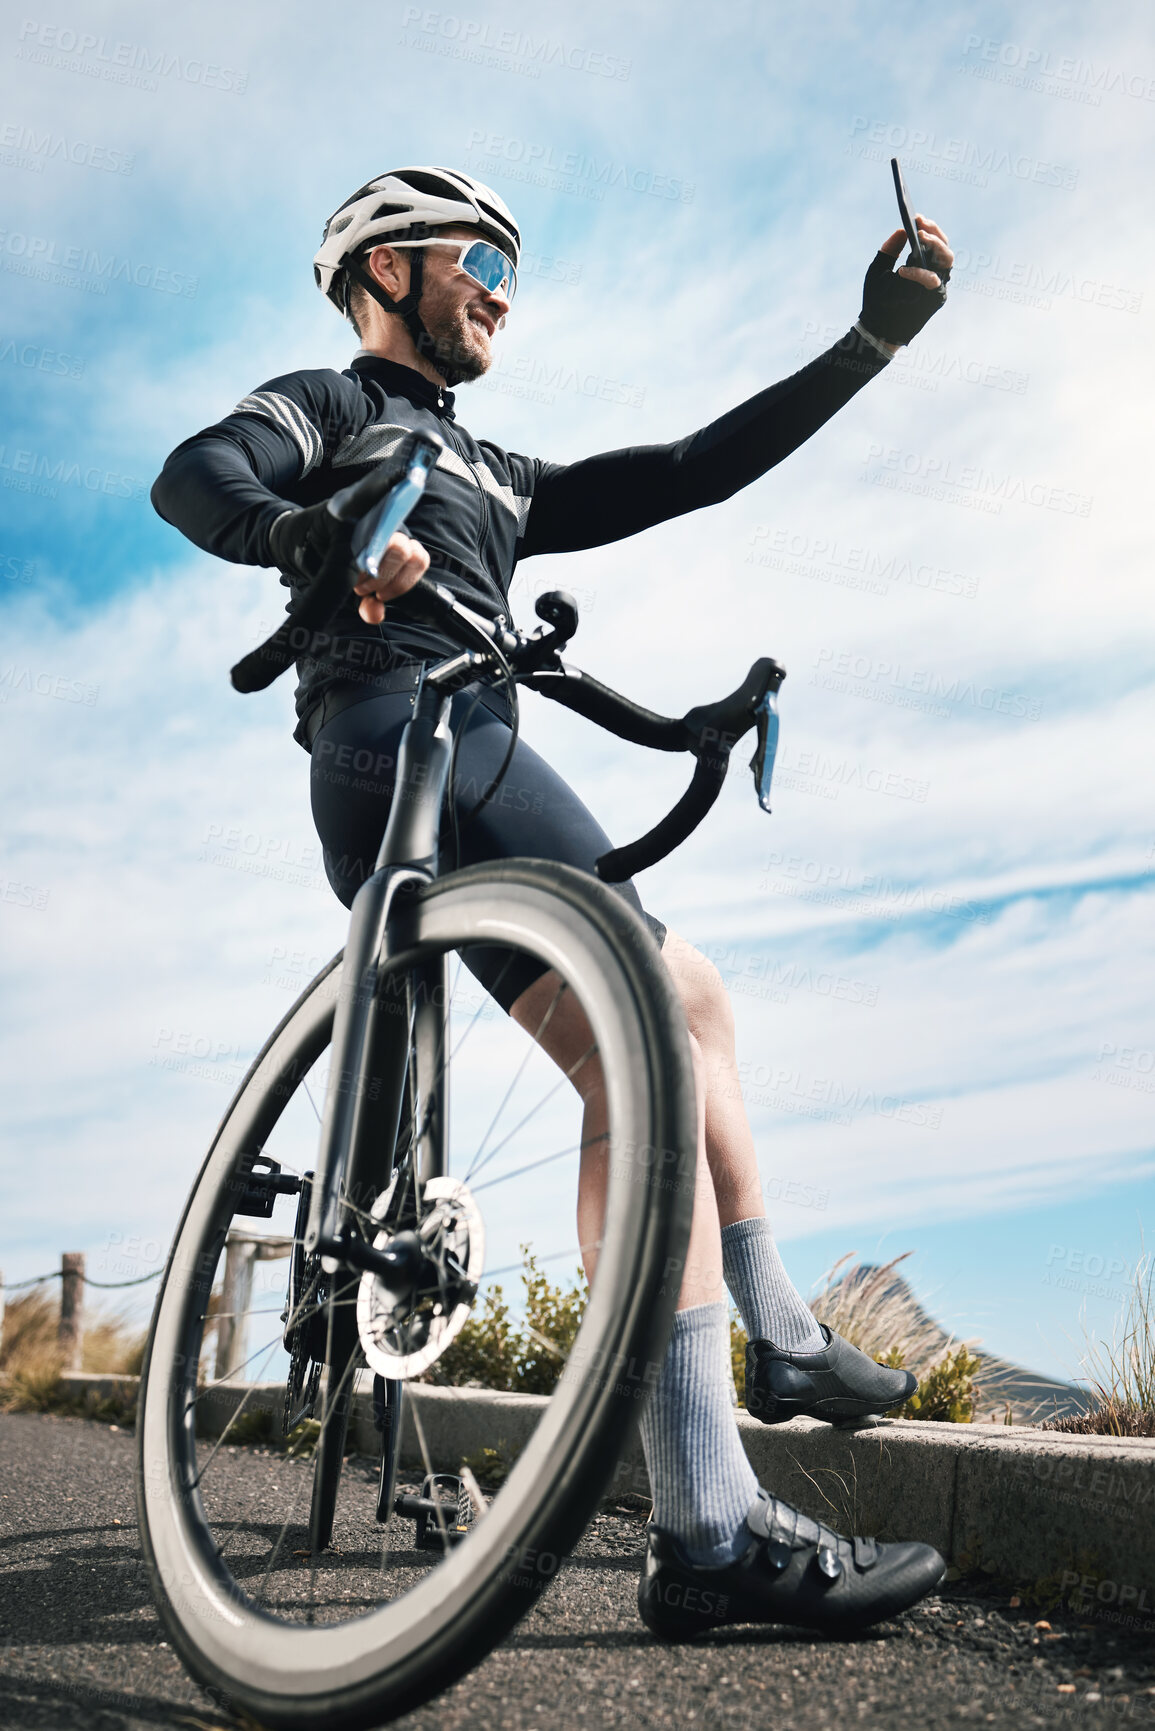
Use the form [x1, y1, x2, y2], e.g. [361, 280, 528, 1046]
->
[57, 1372, 1155, 1608]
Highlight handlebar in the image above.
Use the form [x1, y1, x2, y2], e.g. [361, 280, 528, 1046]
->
[229, 445, 787, 878]
[523, 658, 784, 880]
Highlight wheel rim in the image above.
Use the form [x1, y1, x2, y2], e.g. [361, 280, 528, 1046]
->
[138, 868, 694, 1707]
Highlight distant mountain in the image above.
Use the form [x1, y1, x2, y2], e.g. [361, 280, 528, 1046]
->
[822, 1263, 1088, 1425]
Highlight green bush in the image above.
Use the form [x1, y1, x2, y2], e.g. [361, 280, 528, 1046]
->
[881, 1342, 982, 1423]
[461, 1443, 514, 1488]
[221, 1408, 275, 1447]
[428, 1247, 588, 1396]
[727, 1280, 982, 1423]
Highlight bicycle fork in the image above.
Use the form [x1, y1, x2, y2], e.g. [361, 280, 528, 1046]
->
[305, 685, 454, 1269]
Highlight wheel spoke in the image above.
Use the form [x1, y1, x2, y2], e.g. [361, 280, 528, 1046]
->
[472, 1139, 582, 1193]
[139, 867, 692, 1706]
[460, 981, 566, 1182]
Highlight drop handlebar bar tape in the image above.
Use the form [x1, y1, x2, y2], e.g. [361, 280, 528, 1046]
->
[531, 658, 783, 880]
[524, 668, 689, 751]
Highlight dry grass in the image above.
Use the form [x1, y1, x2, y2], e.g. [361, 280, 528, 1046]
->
[1041, 1403, 1155, 1438]
[809, 1254, 944, 1369]
[730, 1253, 988, 1422]
[0, 1287, 146, 1415]
[1040, 1250, 1155, 1438]
[809, 1253, 986, 1422]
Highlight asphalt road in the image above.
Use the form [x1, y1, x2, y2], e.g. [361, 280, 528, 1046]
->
[1, 1411, 1153, 1731]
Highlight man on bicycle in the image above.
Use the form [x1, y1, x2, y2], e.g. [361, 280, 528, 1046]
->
[153, 166, 954, 1638]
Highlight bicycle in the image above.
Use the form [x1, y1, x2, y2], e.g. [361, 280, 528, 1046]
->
[134, 436, 786, 1728]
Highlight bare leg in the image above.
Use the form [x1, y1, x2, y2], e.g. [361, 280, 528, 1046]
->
[656, 931, 766, 1228]
[511, 930, 769, 1244]
[511, 947, 762, 1563]
[510, 968, 724, 1308]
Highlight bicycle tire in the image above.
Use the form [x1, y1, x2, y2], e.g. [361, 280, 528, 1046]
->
[136, 859, 696, 1729]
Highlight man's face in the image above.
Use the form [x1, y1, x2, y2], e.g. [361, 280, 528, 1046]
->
[396, 223, 513, 382]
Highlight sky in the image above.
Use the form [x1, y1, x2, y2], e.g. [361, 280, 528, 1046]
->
[1, 0, 1152, 1387]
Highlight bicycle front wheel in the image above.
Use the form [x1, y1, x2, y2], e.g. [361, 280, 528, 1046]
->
[136, 859, 697, 1729]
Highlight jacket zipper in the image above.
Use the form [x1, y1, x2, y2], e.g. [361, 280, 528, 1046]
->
[443, 420, 507, 621]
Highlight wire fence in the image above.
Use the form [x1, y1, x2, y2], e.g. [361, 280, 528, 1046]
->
[3, 1267, 163, 1291]
[0, 1254, 167, 1375]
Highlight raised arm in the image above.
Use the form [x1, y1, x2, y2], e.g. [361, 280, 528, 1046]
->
[520, 328, 888, 557]
[520, 220, 953, 559]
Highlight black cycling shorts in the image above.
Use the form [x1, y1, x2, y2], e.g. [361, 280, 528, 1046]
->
[308, 687, 667, 1014]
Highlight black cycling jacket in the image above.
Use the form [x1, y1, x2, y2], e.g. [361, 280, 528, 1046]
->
[151, 329, 889, 740]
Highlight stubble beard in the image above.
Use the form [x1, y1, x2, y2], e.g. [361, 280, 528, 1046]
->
[417, 284, 493, 384]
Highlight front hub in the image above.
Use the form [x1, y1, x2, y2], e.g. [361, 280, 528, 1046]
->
[356, 1175, 484, 1379]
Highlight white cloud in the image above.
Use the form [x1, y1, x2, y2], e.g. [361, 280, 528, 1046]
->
[1, 1, 1151, 1377]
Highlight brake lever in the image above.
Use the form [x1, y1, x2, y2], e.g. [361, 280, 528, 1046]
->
[750, 687, 781, 814]
[350, 435, 444, 577]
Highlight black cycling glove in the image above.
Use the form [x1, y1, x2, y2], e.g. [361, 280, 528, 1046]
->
[267, 499, 353, 581]
[859, 249, 950, 347]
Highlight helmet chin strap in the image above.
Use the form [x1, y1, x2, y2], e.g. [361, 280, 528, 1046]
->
[345, 250, 466, 389]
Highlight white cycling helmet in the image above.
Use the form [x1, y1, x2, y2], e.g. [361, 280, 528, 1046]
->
[314, 166, 521, 317]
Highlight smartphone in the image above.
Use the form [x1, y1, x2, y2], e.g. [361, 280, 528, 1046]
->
[890, 157, 927, 270]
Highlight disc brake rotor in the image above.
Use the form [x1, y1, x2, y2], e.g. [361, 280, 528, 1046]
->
[356, 1175, 484, 1379]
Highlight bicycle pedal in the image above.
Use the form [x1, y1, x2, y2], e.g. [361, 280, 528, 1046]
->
[394, 1473, 474, 1551]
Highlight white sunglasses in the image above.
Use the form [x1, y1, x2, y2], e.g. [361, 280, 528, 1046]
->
[385, 237, 517, 303]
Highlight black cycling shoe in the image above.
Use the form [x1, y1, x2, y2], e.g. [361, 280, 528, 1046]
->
[745, 1325, 917, 1425]
[638, 1490, 945, 1641]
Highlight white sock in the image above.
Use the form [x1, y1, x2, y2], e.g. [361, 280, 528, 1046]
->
[721, 1216, 825, 1350]
[638, 1302, 759, 1567]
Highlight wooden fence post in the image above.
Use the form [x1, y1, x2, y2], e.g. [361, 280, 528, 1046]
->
[213, 1235, 294, 1383]
[59, 1253, 85, 1370]
[215, 1238, 257, 1382]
